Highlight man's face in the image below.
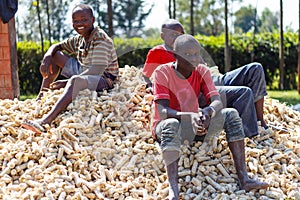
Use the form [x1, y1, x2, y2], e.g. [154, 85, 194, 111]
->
[175, 41, 202, 70]
[161, 26, 184, 49]
[72, 9, 94, 36]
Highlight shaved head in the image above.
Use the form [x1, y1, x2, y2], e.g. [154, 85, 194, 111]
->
[173, 34, 202, 68]
[161, 19, 184, 33]
[174, 34, 200, 52]
[72, 4, 94, 17]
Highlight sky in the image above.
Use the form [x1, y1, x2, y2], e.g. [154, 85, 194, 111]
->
[144, 0, 299, 31]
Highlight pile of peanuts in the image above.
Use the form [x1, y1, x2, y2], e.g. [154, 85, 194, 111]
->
[0, 65, 300, 199]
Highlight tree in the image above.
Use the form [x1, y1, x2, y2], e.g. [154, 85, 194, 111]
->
[83, 0, 153, 37]
[176, 0, 224, 36]
[113, 0, 153, 37]
[279, 0, 284, 89]
[234, 5, 257, 33]
[224, 0, 230, 72]
[257, 8, 279, 32]
[17, 0, 71, 42]
[190, 0, 194, 35]
[50, 0, 70, 40]
[107, 0, 113, 36]
[35, 0, 44, 55]
[173, 0, 176, 18]
[169, 0, 176, 19]
[45, 0, 52, 45]
[298, 0, 300, 93]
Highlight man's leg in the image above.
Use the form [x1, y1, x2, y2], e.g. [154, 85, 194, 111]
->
[38, 51, 70, 97]
[255, 97, 267, 128]
[228, 139, 269, 191]
[222, 63, 269, 129]
[40, 75, 89, 125]
[155, 118, 181, 200]
[222, 108, 269, 191]
[217, 86, 258, 138]
[164, 151, 179, 200]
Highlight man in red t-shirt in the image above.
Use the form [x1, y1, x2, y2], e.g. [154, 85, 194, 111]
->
[152, 34, 269, 200]
[142, 19, 184, 89]
[143, 19, 271, 138]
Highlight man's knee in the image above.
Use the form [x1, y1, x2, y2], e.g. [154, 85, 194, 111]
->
[157, 118, 181, 152]
[238, 87, 253, 99]
[222, 108, 245, 142]
[68, 75, 88, 90]
[160, 118, 180, 138]
[249, 62, 264, 75]
[224, 108, 240, 121]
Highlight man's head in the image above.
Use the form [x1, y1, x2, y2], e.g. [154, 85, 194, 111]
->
[161, 19, 184, 49]
[72, 4, 95, 36]
[173, 34, 202, 69]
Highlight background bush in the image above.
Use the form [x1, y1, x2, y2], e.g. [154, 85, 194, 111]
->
[17, 32, 298, 95]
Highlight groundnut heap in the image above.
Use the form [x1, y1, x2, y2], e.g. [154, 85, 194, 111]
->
[0, 65, 300, 199]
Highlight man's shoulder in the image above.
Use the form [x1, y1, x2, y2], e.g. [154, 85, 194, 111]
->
[156, 62, 173, 72]
[196, 64, 210, 72]
[93, 27, 113, 43]
[150, 44, 166, 51]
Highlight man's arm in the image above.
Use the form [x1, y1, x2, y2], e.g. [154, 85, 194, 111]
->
[205, 95, 223, 116]
[200, 95, 223, 129]
[80, 65, 106, 76]
[156, 99, 203, 131]
[40, 43, 62, 78]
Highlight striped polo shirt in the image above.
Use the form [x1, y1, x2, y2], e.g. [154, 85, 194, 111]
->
[60, 26, 119, 79]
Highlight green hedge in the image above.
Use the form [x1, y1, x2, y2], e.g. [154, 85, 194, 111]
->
[17, 32, 298, 95]
[17, 41, 45, 95]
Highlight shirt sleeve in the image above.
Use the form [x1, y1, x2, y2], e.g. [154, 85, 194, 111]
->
[198, 66, 220, 102]
[60, 36, 78, 54]
[90, 37, 119, 78]
[104, 44, 119, 78]
[142, 48, 163, 78]
[153, 66, 170, 101]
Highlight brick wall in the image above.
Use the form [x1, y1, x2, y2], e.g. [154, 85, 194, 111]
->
[0, 19, 19, 99]
[0, 21, 13, 99]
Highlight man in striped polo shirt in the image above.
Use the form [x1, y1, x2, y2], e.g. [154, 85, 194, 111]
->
[21, 4, 119, 133]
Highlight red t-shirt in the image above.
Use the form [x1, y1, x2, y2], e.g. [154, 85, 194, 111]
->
[152, 63, 219, 138]
[142, 45, 176, 78]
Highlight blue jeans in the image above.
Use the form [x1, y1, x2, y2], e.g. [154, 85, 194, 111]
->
[217, 86, 258, 138]
[155, 108, 245, 152]
[198, 85, 258, 138]
[214, 62, 267, 102]
[211, 62, 267, 137]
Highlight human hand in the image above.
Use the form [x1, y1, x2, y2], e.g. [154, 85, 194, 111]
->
[183, 112, 206, 136]
[200, 108, 211, 129]
[40, 55, 53, 78]
[50, 80, 67, 90]
[194, 111, 206, 136]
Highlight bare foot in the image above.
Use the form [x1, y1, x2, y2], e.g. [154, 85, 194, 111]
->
[21, 119, 45, 134]
[241, 179, 269, 192]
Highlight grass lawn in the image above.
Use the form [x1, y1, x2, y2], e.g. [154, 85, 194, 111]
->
[267, 90, 300, 106]
[20, 94, 36, 101]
